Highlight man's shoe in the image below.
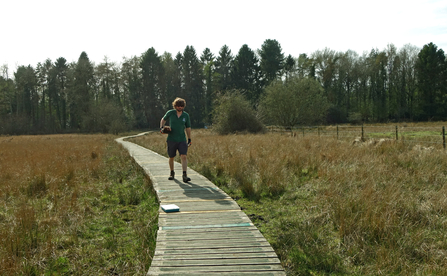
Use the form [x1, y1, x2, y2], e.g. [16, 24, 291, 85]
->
[168, 172, 175, 180]
[182, 174, 191, 183]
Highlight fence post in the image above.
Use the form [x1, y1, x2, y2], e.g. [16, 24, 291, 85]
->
[443, 126, 445, 150]
[395, 125, 398, 140]
[361, 124, 364, 139]
[318, 127, 320, 137]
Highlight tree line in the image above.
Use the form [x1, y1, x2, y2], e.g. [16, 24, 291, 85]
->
[0, 39, 446, 135]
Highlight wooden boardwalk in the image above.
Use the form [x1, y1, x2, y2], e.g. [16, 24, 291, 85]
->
[116, 134, 286, 275]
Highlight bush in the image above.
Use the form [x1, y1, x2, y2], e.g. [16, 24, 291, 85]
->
[260, 77, 330, 127]
[212, 90, 265, 135]
[82, 99, 129, 133]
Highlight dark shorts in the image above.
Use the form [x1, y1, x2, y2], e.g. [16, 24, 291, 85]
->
[167, 141, 188, 158]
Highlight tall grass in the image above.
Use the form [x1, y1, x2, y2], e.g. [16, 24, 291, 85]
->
[0, 134, 158, 275]
[133, 128, 447, 275]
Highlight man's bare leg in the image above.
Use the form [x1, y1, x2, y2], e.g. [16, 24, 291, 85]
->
[181, 154, 190, 182]
[168, 157, 175, 180]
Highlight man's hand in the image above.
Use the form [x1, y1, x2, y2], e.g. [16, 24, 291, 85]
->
[161, 126, 171, 134]
[188, 139, 191, 147]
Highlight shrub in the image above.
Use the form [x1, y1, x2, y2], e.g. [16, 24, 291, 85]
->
[212, 90, 265, 135]
[260, 77, 330, 126]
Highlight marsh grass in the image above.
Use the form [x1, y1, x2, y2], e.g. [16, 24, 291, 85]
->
[0, 134, 158, 275]
[132, 126, 447, 275]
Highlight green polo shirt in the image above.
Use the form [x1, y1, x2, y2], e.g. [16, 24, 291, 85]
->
[163, 109, 191, 142]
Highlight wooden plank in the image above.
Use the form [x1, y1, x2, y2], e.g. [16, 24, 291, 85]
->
[151, 257, 281, 267]
[159, 220, 252, 229]
[159, 195, 232, 202]
[155, 240, 272, 249]
[156, 186, 223, 192]
[147, 264, 286, 273]
[154, 246, 277, 256]
[158, 212, 248, 222]
[157, 189, 226, 198]
[148, 272, 285, 276]
[152, 251, 279, 260]
[158, 194, 231, 202]
[160, 222, 253, 231]
[155, 238, 270, 248]
[159, 218, 252, 227]
[157, 232, 265, 242]
[157, 225, 260, 234]
[148, 271, 285, 276]
[158, 200, 241, 213]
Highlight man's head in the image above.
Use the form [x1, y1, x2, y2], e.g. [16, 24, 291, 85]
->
[172, 98, 186, 109]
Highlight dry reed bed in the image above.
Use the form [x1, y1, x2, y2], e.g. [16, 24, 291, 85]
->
[0, 134, 158, 275]
[133, 129, 447, 275]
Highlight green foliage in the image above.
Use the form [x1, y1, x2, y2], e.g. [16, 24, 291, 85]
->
[258, 39, 284, 85]
[68, 52, 95, 130]
[283, 54, 296, 81]
[415, 42, 447, 120]
[260, 77, 330, 126]
[140, 47, 165, 128]
[215, 45, 233, 92]
[200, 48, 215, 124]
[0, 75, 15, 116]
[182, 46, 205, 127]
[326, 105, 348, 124]
[3, 42, 447, 135]
[231, 44, 263, 106]
[212, 90, 265, 135]
[83, 99, 129, 134]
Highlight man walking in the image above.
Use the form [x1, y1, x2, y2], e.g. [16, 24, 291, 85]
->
[160, 97, 192, 182]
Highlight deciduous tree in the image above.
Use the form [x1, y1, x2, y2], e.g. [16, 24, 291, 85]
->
[260, 77, 329, 126]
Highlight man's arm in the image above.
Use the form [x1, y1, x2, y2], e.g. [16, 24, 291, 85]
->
[160, 118, 166, 129]
[186, 127, 191, 145]
[186, 127, 191, 139]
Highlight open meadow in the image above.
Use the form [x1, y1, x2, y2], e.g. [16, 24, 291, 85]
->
[0, 134, 159, 275]
[131, 123, 447, 275]
[2, 124, 446, 275]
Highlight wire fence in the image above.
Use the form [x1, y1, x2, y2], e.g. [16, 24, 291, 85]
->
[268, 124, 447, 150]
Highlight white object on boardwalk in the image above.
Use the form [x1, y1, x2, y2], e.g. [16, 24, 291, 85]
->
[161, 204, 179, 213]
